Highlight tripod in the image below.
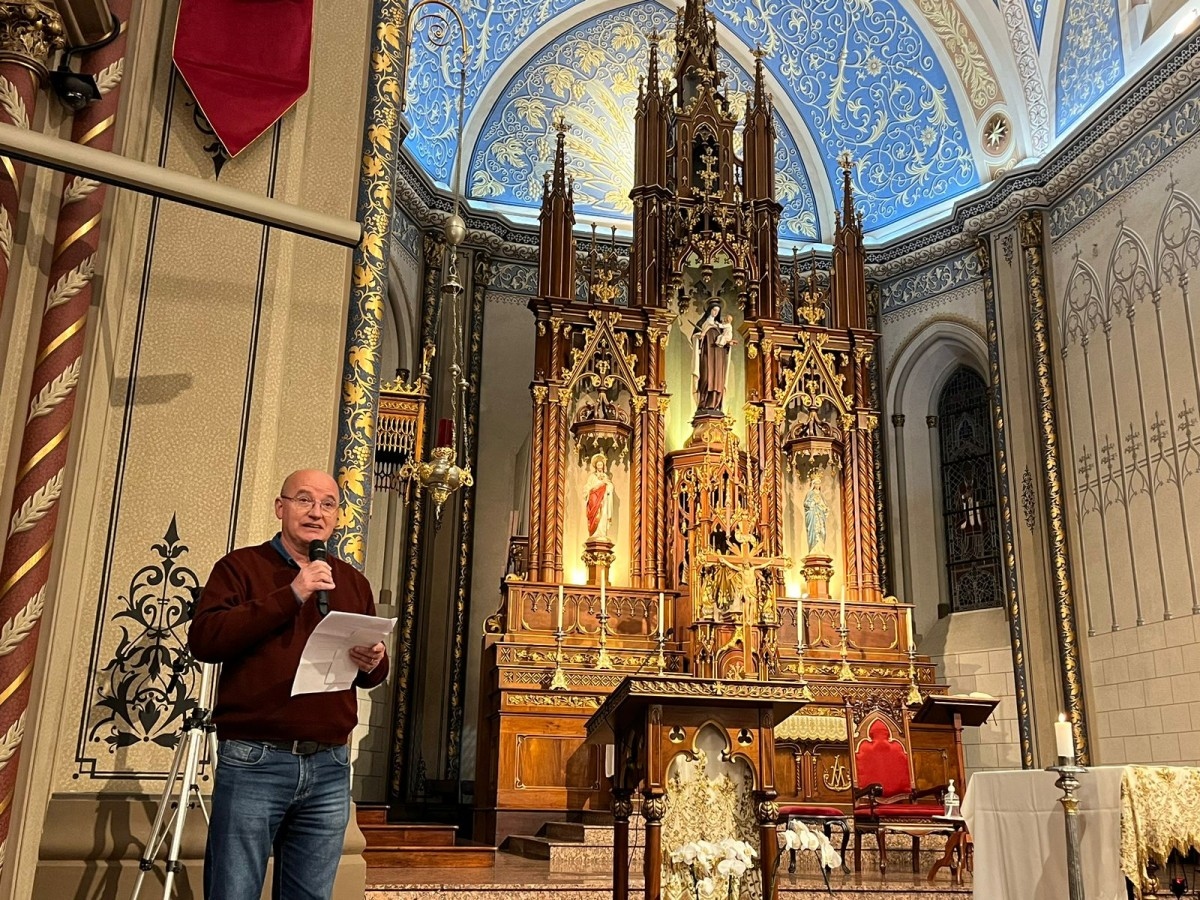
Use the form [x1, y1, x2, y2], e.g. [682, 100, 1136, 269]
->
[131, 659, 219, 899]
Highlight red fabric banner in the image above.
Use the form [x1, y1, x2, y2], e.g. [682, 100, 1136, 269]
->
[172, 0, 313, 158]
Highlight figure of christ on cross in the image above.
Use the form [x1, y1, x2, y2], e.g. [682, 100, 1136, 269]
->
[700, 521, 791, 677]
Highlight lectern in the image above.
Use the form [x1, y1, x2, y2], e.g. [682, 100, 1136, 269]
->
[911, 694, 999, 791]
[585, 676, 812, 900]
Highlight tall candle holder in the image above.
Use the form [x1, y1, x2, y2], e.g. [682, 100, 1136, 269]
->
[595, 602, 613, 670]
[836, 625, 856, 681]
[794, 599, 814, 701]
[1047, 760, 1086, 900]
[906, 647, 922, 706]
[655, 628, 667, 675]
[549, 624, 569, 691]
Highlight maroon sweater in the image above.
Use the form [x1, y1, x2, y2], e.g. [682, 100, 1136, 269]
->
[189, 539, 389, 744]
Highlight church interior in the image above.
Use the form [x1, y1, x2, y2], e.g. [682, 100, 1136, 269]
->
[1, 0, 1200, 898]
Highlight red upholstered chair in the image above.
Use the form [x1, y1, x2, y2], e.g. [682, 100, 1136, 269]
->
[848, 708, 948, 875]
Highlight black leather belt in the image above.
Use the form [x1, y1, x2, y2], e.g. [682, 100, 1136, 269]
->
[260, 740, 343, 756]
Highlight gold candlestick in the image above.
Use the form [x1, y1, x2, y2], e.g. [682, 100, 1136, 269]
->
[595, 600, 613, 670]
[836, 625, 856, 681]
[795, 598, 814, 701]
[906, 647, 922, 706]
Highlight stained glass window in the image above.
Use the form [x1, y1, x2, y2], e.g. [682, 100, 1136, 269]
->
[937, 367, 1002, 612]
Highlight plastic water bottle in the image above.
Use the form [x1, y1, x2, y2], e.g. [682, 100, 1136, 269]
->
[943, 779, 960, 817]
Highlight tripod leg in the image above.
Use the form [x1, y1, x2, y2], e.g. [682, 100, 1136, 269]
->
[161, 725, 206, 898]
[131, 724, 191, 900]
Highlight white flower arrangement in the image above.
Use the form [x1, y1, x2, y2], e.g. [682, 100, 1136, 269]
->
[670, 837, 757, 900]
[775, 821, 842, 893]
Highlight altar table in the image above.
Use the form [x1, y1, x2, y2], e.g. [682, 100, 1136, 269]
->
[962, 766, 1125, 900]
[964, 765, 1200, 900]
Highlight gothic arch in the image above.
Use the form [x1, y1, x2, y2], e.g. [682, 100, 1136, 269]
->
[883, 318, 989, 633]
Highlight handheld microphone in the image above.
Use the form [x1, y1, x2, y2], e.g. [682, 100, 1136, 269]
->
[307, 539, 330, 617]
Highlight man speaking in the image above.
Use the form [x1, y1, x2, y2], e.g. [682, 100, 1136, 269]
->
[189, 469, 389, 900]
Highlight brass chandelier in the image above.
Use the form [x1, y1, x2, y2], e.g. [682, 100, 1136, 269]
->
[399, 0, 473, 529]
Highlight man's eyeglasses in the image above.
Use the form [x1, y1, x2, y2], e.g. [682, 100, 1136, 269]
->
[281, 495, 339, 515]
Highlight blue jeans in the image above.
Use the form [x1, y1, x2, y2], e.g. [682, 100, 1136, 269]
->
[204, 740, 351, 900]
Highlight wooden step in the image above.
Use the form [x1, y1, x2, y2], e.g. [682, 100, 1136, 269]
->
[363, 843, 496, 868]
[503, 833, 642, 873]
[356, 804, 389, 826]
[361, 823, 458, 848]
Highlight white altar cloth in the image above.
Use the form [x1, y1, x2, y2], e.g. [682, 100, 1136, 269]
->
[962, 766, 1126, 900]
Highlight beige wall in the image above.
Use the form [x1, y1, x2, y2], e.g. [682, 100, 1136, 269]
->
[879, 267, 1025, 776]
[0, 1, 376, 895]
[1048, 91, 1200, 763]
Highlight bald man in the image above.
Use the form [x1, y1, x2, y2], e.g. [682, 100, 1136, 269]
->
[189, 469, 389, 900]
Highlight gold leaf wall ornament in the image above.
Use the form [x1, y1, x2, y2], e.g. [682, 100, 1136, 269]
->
[911, 0, 1002, 113]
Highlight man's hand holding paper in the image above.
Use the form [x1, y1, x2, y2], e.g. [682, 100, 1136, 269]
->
[291, 611, 397, 695]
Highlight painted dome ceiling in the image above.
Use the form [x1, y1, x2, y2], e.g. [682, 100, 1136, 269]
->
[401, 0, 1168, 242]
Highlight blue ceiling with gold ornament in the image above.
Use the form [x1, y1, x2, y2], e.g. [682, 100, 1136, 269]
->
[401, 0, 1150, 241]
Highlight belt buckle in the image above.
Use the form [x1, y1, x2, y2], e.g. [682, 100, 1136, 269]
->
[291, 740, 320, 755]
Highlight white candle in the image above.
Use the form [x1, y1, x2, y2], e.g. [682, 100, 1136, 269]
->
[839, 596, 846, 631]
[906, 608, 915, 651]
[605, 744, 615, 779]
[557, 584, 564, 633]
[600, 569, 607, 620]
[1055, 714, 1075, 760]
[797, 596, 804, 651]
[658, 591, 665, 638]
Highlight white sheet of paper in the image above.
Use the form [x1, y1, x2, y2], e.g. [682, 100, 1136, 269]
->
[290, 611, 396, 696]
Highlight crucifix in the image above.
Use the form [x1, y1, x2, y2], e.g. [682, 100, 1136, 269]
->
[700, 520, 790, 677]
[698, 145, 720, 196]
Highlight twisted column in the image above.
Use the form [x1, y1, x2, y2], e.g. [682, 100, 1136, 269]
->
[0, 1, 124, 863]
[0, 2, 62, 316]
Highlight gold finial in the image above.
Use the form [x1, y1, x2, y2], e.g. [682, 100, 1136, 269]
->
[837, 150, 855, 173]
[752, 44, 767, 61]
[554, 111, 569, 134]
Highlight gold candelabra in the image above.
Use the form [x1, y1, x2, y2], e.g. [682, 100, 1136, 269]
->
[549, 621, 569, 691]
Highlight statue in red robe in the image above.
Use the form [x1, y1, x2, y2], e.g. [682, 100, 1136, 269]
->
[585, 453, 613, 540]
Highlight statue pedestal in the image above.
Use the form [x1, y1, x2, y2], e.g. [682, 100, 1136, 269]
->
[583, 538, 615, 586]
[803, 553, 834, 599]
[685, 414, 728, 447]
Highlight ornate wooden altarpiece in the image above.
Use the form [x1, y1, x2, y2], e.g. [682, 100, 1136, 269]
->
[475, 0, 959, 851]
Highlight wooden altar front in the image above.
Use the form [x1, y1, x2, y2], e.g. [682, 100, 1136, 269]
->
[585, 676, 811, 900]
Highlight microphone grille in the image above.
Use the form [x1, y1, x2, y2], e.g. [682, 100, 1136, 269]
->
[308, 539, 327, 561]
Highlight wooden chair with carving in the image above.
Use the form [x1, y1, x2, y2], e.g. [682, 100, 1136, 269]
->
[846, 702, 949, 876]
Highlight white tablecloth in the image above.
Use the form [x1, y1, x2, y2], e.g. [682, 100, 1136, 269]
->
[962, 766, 1126, 900]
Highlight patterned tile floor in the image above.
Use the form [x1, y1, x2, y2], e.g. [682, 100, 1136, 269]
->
[365, 853, 972, 900]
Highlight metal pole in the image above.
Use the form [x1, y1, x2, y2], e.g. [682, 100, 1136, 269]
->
[1050, 762, 1087, 900]
[0, 122, 361, 246]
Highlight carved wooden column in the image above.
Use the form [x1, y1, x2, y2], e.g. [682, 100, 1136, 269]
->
[642, 788, 667, 900]
[755, 795, 780, 900]
[630, 395, 646, 586]
[612, 787, 635, 900]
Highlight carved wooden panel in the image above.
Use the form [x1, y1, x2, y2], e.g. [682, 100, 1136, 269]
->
[514, 733, 601, 792]
[909, 723, 958, 790]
